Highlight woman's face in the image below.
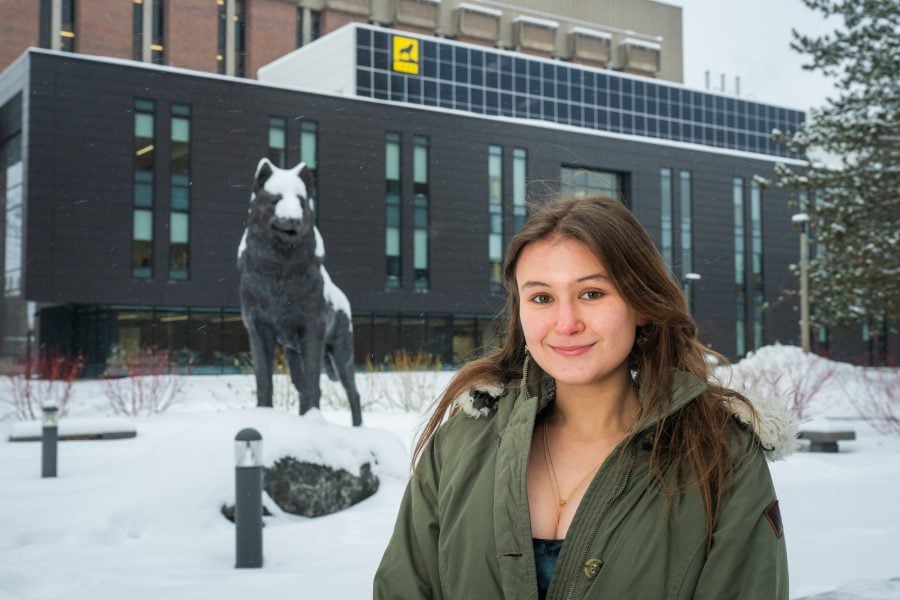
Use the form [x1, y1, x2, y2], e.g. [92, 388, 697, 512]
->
[516, 236, 643, 394]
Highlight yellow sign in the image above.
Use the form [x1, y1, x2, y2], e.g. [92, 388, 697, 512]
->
[392, 35, 420, 75]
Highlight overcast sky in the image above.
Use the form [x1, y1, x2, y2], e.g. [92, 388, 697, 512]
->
[671, 0, 840, 111]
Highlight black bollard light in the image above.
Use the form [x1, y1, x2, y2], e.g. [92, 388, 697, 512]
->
[41, 405, 59, 478]
[234, 428, 263, 568]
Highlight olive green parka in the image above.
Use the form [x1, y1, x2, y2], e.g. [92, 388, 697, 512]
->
[375, 368, 792, 599]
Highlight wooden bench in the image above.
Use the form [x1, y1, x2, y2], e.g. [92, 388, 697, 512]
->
[797, 430, 856, 452]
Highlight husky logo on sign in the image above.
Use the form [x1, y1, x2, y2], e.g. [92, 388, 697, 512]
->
[392, 35, 419, 75]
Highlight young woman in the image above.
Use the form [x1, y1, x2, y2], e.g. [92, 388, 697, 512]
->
[374, 196, 794, 599]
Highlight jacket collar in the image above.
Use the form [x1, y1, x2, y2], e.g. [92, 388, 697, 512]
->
[453, 355, 797, 460]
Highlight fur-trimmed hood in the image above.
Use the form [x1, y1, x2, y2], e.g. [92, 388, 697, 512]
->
[454, 373, 798, 462]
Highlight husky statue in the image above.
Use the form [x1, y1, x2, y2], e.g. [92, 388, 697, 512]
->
[238, 158, 362, 426]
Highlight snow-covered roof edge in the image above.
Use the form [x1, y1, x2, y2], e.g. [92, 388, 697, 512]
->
[456, 2, 501, 17]
[570, 26, 612, 40]
[622, 37, 662, 50]
[513, 15, 559, 29]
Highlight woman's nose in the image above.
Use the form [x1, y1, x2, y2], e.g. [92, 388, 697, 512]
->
[554, 299, 584, 335]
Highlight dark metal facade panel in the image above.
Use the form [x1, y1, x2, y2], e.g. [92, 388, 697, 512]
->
[22, 52, 800, 357]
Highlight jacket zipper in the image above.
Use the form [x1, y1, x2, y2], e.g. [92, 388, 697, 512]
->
[562, 439, 639, 600]
[522, 356, 639, 600]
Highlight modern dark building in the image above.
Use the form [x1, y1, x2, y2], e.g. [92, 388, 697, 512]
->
[1, 18, 893, 373]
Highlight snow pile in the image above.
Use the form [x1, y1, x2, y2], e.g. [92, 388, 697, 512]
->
[0, 355, 898, 599]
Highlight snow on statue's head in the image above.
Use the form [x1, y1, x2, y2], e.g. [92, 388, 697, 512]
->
[248, 158, 316, 247]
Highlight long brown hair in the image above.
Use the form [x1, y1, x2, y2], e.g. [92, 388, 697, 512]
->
[414, 195, 749, 538]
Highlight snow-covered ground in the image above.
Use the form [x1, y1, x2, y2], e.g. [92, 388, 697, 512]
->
[1, 345, 898, 599]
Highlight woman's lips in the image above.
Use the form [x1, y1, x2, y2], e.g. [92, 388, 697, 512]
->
[549, 344, 593, 357]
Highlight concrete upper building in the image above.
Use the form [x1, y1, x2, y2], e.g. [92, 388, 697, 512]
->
[0, 0, 682, 82]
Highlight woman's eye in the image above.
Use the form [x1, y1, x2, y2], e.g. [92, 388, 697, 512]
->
[530, 294, 552, 305]
[580, 290, 605, 300]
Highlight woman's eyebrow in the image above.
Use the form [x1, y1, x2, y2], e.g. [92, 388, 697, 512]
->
[519, 273, 608, 289]
[577, 273, 609, 283]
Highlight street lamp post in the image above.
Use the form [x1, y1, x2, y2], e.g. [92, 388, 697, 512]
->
[792, 213, 811, 353]
[41, 405, 59, 478]
[234, 428, 263, 568]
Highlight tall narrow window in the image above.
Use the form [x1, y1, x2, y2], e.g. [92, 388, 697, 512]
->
[733, 177, 746, 356]
[133, 99, 155, 278]
[4, 134, 24, 297]
[216, 0, 245, 76]
[679, 171, 693, 278]
[234, 0, 246, 77]
[150, 0, 165, 64]
[488, 145, 503, 294]
[133, 0, 144, 60]
[300, 121, 318, 217]
[660, 168, 673, 268]
[413, 136, 430, 290]
[750, 180, 764, 349]
[170, 104, 190, 280]
[385, 132, 402, 289]
[296, 8, 322, 47]
[217, 0, 226, 74]
[39, 0, 76, 51]
[268, 117, 286, 168]
[40, 0, 53, 49]
[60, 0, 76, 52]
[310, 10, 321, 42]
[512, 148, 527, 232]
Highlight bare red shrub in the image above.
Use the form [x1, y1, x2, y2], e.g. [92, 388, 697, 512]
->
[4, 352, 84, 421]
[852, 369, 900, 434]
[102, 348, 186, 416]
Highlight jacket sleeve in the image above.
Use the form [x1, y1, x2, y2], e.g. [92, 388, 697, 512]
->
[689, 446, 789, 600]
[373, 435, 444, 600]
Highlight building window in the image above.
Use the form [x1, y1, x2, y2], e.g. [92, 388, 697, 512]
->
[413, 135, 430, 290]
[133, 1, 165, 64]
[660, 168, 673, 268]
[268, 117, 286, 168]
[733, 177, 746, 356]
[750, 179, 764, 349]
[512, 148, 527, 233]
[679, 171, 693, 275]
[170, 104, 190, 280]
[297, 7, 322, 48]
[296, 8, 303, 48]
[3, 134, 23, 297]
[560, 166, 622, 200]
[40, 0, 77, 51]
[679, 170, 694, 311]
[217, 0, 226, 74]
[488, 145, 503, 294]
[300, 120, 318, 217]
[133, 99, 155, 278]
[40, 0, 52, 49]
[151, 0, 165, 64]
[217, 0, 246, 76]
[385, 132, 402, 289]
[234, 0, 246, 77]
[132, 0, 143, 60]
[60, 0, 76, 52]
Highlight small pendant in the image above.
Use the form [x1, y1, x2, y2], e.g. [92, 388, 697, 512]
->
[559, 500, 566, 507]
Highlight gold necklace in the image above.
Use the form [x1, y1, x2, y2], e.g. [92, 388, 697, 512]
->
[542, 421, 606, 529]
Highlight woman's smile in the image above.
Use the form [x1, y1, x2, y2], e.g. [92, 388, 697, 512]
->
[516, 236, 644, 396]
